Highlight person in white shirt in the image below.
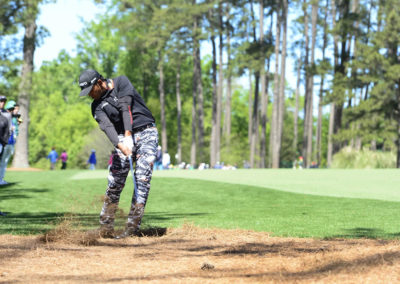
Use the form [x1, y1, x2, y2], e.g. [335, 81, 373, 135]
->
[162, 151, 170, 170]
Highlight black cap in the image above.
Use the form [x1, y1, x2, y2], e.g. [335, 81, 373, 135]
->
[78, 69, 101, 97]
[0, 96, 7, 101]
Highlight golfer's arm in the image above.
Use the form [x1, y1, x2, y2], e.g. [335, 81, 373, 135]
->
[95, 112, 120, 147]
[118, 95, 133, 137]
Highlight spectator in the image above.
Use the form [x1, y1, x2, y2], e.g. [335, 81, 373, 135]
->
[154, 146, 162, 170]
[0, 108, 8, 213]
[298, 156, 304, 169]
[162, 151, 170, 170]
[87, 149, 97, 170]
[47, 147, 58, 170]
[59, 150, 68, 170]
[0, 100, 16, 184]
[0, 106, 9, 185]
[12, 103, 21, 136]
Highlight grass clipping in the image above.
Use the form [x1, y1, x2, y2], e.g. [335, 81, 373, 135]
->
[38, 216, 100, 246]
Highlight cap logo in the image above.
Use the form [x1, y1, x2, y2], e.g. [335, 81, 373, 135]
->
[79, 82, 88, 87]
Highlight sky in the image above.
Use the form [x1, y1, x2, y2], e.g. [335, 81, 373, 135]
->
[35, 0, 105, 68]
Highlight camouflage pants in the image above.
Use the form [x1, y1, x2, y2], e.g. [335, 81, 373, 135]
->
[100, 127, 158, 229]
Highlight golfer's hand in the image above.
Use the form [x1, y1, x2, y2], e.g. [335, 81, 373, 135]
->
[122, 136, 134, 152]
[117, 143, 132, 157]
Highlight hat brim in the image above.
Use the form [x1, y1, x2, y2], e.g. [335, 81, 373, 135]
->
[79, 85, 94, 97]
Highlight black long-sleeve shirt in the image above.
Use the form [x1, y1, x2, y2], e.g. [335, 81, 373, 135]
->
[91, 76, 155, 146]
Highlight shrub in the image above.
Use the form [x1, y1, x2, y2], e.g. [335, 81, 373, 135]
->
[331, 146, 396, 169]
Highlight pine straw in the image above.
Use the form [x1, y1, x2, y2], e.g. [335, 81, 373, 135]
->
[37, 219, 100, 246]
[1, 224, 400, 283]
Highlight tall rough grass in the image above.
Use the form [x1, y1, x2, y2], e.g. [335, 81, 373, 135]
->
[331, 146, 396, 169]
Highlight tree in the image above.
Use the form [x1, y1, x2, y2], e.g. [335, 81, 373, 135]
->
[209, 6, 218, 167]
[349, 0, 400, 167]
[258, 0, 268, 168]
[316, 0, 330, 166]
[269, 0, 281, 168]
[301, 0, 317, 168]
[249, 1, 260, 168]
[222, 3, 233, 147]
[13, 0, 40, 168]
[276, 0, 288, 168]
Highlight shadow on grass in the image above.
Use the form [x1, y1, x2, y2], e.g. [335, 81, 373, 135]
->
[327, 227, 388, 239]
[389, 232, 400, 238]
[0, 185, 50, 202]
[0, 211, 208, 235]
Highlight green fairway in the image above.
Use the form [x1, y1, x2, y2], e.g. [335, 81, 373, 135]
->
[154, 169, 400, 201]
[73, 169, 400, 201]
[1, 169, 400, 239]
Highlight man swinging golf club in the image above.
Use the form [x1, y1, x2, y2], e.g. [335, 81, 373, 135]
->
[78, 69, 158, 239]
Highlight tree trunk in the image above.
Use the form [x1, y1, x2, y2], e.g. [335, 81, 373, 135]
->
[190, 95, 197, 168]
[327, 0, 339, 167]
[249, 2, 259, 168]
[191, 21, 198, 167]
[333, 0, 350, 154]
[259, 0, 267, 168]
[247, 19, 253, 144]
[350, 0, 360, 150]
[191, 9, 203, 167]
[210, 33, 218, 167]
[250, 73, 259, 168]
[397, 82, 400, 168]
[316, 0, 329, 166]
[302, 0, 310, 168]
[293, 59, 301, 161]
[13, 11, 37, 168]
[158, 51, 167, 153]
[248, 69, 253, 143]
[223, 5, 232, 147]
[270, 2, 281, 168]
[216, 2, 224, 164]
[176, 62, 182, 164]
[195, 39, 205, 163]
[305, 1, 318, 167]
[327, 102, 335, 166]
[275, 0, 288, 168]
[316, 79, 324, 166]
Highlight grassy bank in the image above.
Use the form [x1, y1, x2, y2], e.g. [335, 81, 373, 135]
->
[0, 170, 399, 239]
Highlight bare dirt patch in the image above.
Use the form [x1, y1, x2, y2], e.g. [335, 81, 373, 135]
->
[7, 167, 43, 172]
[0, 224, 399, 283]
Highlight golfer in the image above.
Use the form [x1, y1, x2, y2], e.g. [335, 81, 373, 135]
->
[78, 69, 158, 239]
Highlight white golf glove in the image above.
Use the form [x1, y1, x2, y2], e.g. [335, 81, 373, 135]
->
[122, 136, 135, 152]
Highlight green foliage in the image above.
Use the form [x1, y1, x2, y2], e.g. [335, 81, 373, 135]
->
[220, 87, 250, 167]
[30, 52, 97, 168]
[75, 16, 123, 78]
[331, 146, 396, 169]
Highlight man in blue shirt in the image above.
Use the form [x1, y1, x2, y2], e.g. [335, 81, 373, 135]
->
[47, 147, 58, 170]
[87, 149, 97, 170]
